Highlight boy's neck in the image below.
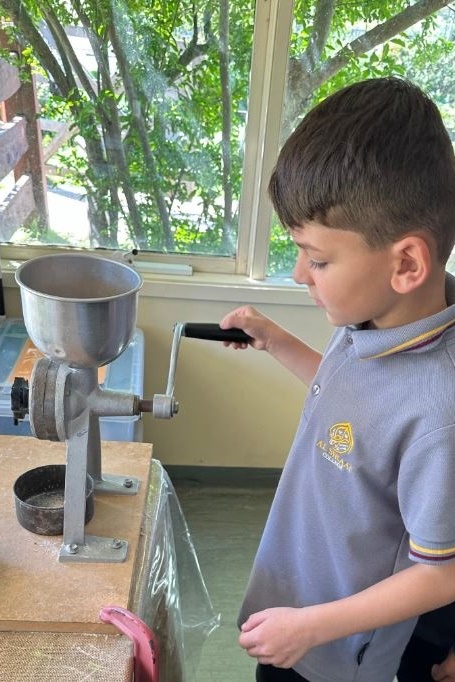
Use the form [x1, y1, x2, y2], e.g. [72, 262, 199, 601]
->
[368, 270, 448, 330]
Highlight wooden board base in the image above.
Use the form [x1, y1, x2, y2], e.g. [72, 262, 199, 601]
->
[0, 631, 134, 681]
[0, 435, 153, 633]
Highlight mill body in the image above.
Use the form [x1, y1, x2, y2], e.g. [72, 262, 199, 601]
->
[15, 254, 143, 563]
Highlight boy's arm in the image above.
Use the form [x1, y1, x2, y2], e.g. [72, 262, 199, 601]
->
[220, 305, 322, 385]
[239, 561, 455, 669]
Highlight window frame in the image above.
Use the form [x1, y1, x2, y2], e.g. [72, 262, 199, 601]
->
[236, 0, 293, 280]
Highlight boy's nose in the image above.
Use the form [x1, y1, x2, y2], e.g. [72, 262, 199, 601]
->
[293, 252, 313, 285]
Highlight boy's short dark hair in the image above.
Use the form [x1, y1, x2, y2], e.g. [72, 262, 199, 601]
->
[269, 77, 455, 263]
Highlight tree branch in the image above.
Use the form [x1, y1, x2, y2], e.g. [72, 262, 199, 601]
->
[285, 0, 453, 132]
[165, 9, 216, 82]
[302, 0, 337, 72]
[315, 0, 452, 90]
[41, 4, 97, 100]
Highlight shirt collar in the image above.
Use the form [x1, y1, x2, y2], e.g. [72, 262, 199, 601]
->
[350, 273, 455, 360]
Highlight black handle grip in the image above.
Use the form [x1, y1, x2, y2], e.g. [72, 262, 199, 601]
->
[181, 322, 252, 344]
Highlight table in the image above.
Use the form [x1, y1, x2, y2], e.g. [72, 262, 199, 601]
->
[0, 436, 218, 680]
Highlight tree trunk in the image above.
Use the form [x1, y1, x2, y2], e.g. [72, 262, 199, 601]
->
[70, 1, 146, 246]
[219, 0, 233, 254]
[107, 8, 175, 251]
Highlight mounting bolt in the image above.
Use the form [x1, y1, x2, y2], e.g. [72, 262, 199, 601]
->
[66, 543, 79, 554]
[123, 478, 133, 488]
[112, 538, 123, 550]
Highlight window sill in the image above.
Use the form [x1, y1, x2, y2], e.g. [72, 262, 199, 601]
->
[1, 258, 313, 307]
[140, 272, 312, 305]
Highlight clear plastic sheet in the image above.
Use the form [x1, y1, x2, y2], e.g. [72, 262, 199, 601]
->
[130, 459, 220, 682]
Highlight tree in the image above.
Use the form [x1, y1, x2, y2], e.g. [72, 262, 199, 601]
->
[0, 0, 454, 269]
[0, 0, 249, 252]
[285, 0, 454, 136]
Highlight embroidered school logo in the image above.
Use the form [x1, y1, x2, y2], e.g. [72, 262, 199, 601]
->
[328, 422, 354, 455]
[316, 422, 354, 472]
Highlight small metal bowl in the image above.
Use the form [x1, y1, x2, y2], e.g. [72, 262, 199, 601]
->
[13, 464, 94, 536]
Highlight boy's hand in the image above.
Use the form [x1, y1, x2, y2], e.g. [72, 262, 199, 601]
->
[432, 650, 455, 680]
[220, 304, 322, 383]
[239, 607, 314, 668]
[220, 306, 277, 351]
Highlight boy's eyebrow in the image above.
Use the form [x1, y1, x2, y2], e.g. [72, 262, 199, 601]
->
[294, 239, 324, 253]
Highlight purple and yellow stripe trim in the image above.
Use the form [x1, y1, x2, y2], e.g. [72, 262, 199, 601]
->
[410, 539, 455, 563]
[367, 319, 455, 360]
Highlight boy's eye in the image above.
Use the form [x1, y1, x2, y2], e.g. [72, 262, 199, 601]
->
[309, 259, 327, 270]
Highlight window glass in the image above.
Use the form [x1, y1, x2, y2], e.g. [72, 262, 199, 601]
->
[0, 1, 254, 259]
[268, 2, 455, 277]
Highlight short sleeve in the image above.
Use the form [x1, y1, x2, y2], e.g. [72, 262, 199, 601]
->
[398, 425, 455, 565]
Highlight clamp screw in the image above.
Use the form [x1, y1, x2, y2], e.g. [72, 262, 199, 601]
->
[112, 538, 123, 549]
[123, 478, 133, 489]
[66, 543, 79, 554]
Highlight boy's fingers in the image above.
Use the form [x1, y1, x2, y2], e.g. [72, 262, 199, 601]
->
[431, 663, 448, 681]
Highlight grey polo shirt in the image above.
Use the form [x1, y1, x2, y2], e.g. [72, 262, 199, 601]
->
[239, 275, 455, 682]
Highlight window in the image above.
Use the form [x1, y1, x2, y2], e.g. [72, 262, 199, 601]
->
[1, 1, 455, 280]
[1, 0, 260, 275]
[267, 0, 455, 277]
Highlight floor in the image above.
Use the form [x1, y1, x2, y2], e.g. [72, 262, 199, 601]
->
[170, 473, 400, 682]
[170, 474, 276, 682]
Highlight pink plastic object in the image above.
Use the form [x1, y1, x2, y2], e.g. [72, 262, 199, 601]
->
[99, 605, 159, 682]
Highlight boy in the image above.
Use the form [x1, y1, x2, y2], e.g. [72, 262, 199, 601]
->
[220, 77, 455, 681]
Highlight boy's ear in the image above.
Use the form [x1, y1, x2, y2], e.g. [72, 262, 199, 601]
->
[390, 235, 432, 294]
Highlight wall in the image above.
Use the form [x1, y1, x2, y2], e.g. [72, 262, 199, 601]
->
[4, 278, 332, 469]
